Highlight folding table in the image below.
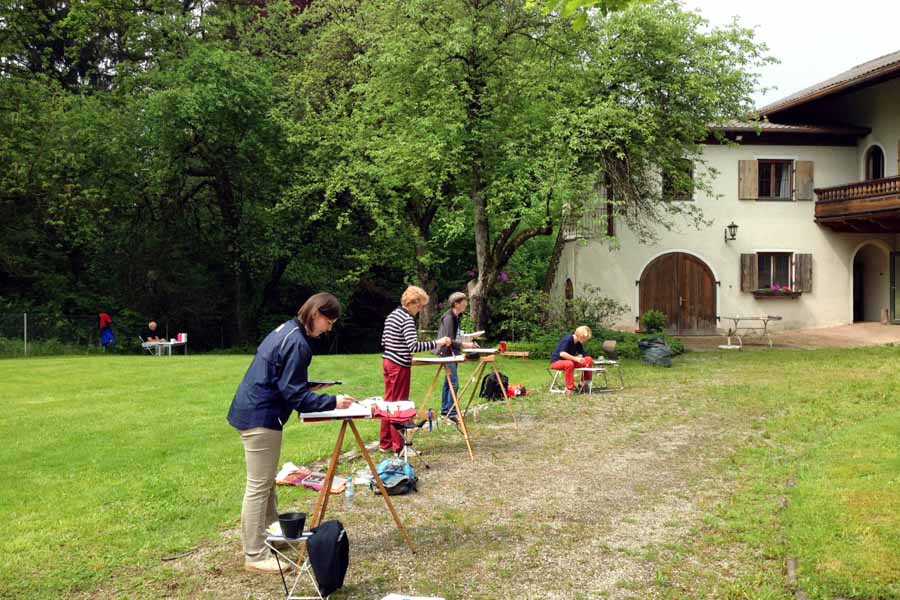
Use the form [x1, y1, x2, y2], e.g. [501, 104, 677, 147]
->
[264, 532, 323, 600]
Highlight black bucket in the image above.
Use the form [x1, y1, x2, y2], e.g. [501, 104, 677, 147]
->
[278, 512, 306, 539]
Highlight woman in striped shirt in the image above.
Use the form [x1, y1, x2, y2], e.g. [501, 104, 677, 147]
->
[380, 285, 451, 453]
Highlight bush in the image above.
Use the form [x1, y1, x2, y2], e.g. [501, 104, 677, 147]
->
[641, 309, 667, 333]
[489, 284, 629, 342]
[506, 328, 683, 361]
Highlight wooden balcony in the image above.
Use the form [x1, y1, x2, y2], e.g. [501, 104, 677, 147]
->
[815, 176, 900, 232]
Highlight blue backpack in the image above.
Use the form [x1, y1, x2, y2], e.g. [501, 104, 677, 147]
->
[369, 458, 417, 495]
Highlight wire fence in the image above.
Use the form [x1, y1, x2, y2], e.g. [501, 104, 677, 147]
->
[0, 311, 385, 356]
[0, 312, 227, 357]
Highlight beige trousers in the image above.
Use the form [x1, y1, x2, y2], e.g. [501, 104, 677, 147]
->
[239, 427, 282, 561]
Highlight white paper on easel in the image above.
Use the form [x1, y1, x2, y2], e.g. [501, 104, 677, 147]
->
[462, 347, 498, 354]
[300, 397, 415, 420]
[412, 355, 466, 364]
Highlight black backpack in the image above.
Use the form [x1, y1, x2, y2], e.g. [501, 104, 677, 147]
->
[479, 371, 509, 400]
[307, 520, 349, 597]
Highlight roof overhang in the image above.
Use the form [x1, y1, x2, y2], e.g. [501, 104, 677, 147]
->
[704, 122, 870, 146]
[758, 50, 900, 119]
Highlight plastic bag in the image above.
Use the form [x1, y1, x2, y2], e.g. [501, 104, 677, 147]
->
[638, 337, 673, 367]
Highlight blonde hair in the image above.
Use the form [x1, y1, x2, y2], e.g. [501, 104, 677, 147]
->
[575, 325, 592, 341]
[401, 286, 429, 308]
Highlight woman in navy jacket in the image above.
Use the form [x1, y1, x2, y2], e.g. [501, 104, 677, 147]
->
[228, 293, 353, 574]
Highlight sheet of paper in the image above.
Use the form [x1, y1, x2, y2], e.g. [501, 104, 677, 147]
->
[464, 330, 486, 338]
[462, 348, 498, 354]
[412, 355, 466, 364]
[300, 397, 415, 420]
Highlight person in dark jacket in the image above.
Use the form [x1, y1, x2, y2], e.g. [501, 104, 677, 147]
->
[142, 320, 163, 343]
[435, 292, 478, 418]
[228, 293, 354, 574]
[549, 325, 594, 394]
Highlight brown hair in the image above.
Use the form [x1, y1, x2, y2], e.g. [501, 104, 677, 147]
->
[297, 293, 341, 330]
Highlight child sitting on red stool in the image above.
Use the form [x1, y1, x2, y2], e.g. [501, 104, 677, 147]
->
[549, 326, 593, 394]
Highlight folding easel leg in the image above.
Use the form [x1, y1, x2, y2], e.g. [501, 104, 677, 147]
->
[461, 361, 486, 418]
[309, 421, 348, 530]
[416, 365, 442, 419]
[348, 421, 415, 553]
[491, 362, 517, 427]
[457, 359, 481, 404]
[446, 366, 475, 462]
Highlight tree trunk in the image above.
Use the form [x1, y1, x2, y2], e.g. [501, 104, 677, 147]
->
[542, 226, 566, 295]
[214, 172, 248, 344]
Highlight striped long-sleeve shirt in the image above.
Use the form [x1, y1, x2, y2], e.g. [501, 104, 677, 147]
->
[381, 306, 436, 367]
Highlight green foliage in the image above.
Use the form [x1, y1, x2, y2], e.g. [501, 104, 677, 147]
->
[0, 0, 770, 349]
[509, 328, 682, 360]
[530, 0, 642, 30]
[489, 284, 628, 342]
[641, 309, 667, 333]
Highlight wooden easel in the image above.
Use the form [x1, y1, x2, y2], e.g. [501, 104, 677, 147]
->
[306, 418, 415, 553]
[457, 354, 518, 427]
[411, 357, 475, 462]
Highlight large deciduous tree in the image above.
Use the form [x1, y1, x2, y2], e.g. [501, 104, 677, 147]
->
[299, 0, 767, 329]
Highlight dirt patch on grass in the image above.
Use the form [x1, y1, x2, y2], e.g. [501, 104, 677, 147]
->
[105, 382, 761, 600]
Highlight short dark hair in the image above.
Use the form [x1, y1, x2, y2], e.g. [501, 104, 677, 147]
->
[297, 293, 341, 330]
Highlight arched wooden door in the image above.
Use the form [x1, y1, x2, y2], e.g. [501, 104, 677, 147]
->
[639, 252, 717, 335]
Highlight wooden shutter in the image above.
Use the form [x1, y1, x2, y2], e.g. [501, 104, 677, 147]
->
[795, 253, 813, 292]
[738, 160, 758, 200]
[795, 161, 814, 201]
[740, 253, 758, 291]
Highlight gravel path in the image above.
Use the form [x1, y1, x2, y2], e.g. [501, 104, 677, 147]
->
[153, 379, 756, 600]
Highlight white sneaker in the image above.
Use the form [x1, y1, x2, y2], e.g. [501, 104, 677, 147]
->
[245, 555, 293, 574]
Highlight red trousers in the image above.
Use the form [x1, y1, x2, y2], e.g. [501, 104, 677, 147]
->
[381, 358, 411, 452]
[550, 356, 594, 390]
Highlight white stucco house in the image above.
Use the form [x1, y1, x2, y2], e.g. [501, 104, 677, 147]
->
[555, 50, 900, 335]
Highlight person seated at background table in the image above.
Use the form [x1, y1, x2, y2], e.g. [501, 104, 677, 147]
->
[435, 291, 478, 420]
[227, 293, 354, 575]
[549, 325, 594, 395]
[142, 321, 163, 343]
[381, 285, 451, 453]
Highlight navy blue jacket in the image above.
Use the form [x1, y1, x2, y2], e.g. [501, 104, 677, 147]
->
[227, 319, 336, 431]
[550, 334, 585, 363]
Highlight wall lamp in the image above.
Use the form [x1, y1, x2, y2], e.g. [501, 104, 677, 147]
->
[724, 221, 738, 243]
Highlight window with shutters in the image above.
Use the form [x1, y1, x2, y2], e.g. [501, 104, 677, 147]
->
[740, 159, 814, 201]
[758, 252, 791, 289]
[741, 252, 812, 297]
[758, 160, 793, 199]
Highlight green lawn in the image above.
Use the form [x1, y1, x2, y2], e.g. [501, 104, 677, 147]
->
[1, 349, 898, 598]
[0, 353, 544, 597]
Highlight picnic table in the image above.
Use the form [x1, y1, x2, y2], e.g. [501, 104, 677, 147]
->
[144, 340, 188, 356]
[719, 315, 782, 349]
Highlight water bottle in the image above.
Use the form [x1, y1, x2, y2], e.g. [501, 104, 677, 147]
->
[344, 476, 355, 508]
[427, 408, 433, 431]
